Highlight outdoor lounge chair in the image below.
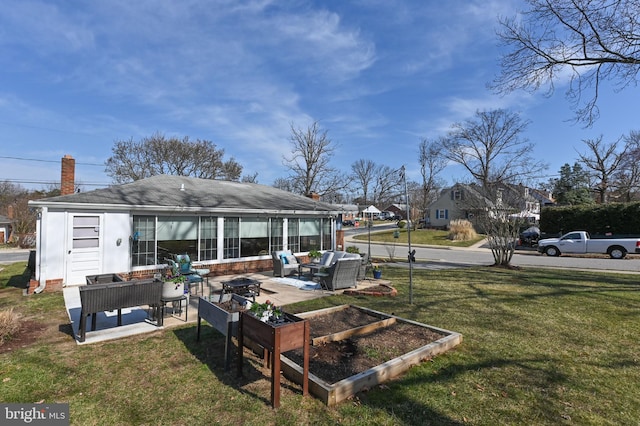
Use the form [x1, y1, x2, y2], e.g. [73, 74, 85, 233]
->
[166, 257, 206, 295]
[272, 250, 300, 277]
[317, 257, 360, 291]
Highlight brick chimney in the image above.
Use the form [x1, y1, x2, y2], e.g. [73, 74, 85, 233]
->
[61, 155, 75, 195]
[309, 192, 320, 201]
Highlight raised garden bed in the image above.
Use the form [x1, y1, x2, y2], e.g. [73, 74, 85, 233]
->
[280, 305, 462, 406]
[197, 294, 251, 369]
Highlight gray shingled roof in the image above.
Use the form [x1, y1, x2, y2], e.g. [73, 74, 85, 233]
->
[29, 175, 341, 215]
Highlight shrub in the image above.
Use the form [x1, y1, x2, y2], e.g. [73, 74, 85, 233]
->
[346, 246, 360, 254]
[448, 219, 478, 241]
[0, 308, 21, 345]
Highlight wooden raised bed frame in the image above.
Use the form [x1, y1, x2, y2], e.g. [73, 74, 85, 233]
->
[280, 305, 463, 406]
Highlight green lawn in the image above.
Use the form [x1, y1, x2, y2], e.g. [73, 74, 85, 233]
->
[352, 227, 485, 248]
[1, 262, 640, 425]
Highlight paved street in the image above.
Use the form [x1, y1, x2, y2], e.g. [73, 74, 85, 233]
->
[346, 227, 640, 274]
[0, 249, 31, 265]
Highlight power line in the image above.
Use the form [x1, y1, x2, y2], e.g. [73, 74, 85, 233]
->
[0, 156, 104, 167]
[0, 178, 110, 187]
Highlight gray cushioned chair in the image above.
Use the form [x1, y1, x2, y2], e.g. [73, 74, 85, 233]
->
[272, 250, 300, 277]
[318, 257, 360, 291]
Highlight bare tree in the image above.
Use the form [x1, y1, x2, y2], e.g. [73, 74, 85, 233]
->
[441, 109, 548, 267]
[418, 137, 447, 216]
[373, 165, 403, 206]
[612, 130, 640, 201]
[105, 133, 242, 184]
[283, 121, 344, 197]
[494, 0, 640, 126]
[351, 159, 377, 204]
[577, 135, 627, 203]
[441, 109, 547, 187]
[241, 172, 259, 183]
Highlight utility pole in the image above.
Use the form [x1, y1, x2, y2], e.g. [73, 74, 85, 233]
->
[401, 166, 414, 304]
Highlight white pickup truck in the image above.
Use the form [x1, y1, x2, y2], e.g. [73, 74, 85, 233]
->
[537, 231, 640, 259]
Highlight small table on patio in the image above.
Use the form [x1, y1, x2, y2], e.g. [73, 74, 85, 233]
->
[298, 263, 322, 279]
[220, 277, 261, 302]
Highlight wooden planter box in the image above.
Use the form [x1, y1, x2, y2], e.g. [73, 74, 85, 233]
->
[197, 294, 251, 370]
[238, 311, 310, 408]
[280, 305, 463, 406]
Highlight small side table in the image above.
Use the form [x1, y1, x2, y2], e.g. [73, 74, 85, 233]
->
[159, 294, 188, 325]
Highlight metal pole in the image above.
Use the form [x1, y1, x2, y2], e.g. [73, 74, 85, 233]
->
[401, 166, 413, 304]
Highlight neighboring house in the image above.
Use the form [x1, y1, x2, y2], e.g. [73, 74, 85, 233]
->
[426, 183, 540, 229]
[384, 204, 407, 220]
[0, 214, 12, 244]
[334, 203, 359, 222]
[28, 174, 342, 294]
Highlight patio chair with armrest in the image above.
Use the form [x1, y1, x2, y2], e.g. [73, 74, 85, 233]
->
[316, 257, 360, 291]
[167, 256, 207, 296]
[272, 250, 301, 277]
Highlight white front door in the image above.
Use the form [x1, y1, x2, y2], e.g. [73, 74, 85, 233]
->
[66, 214, 103, 285]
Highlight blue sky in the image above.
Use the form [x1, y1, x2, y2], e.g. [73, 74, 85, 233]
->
[1, 0, 639, 193]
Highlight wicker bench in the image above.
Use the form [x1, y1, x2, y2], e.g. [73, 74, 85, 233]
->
[77, 278, 163, 342]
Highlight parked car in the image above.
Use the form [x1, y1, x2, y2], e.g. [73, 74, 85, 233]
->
[537, 230, 640, 259]
[518, 226, 540, 247]
[342, 220, 355, 226]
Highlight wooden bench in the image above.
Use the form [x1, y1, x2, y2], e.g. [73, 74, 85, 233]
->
[77, 278, 163, 342]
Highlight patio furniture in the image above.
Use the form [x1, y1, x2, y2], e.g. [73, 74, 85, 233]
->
[160, 281, 188, 323]
[316, 258, 360, 291]
[77, 278, 163, 342]
[220, 277, 261, 302]
[272, 250, 301, 277]
[166, 257, 207, 295]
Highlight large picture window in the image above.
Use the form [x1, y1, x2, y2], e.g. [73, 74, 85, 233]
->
[157, 216, 198, 261]
[240, 218, 269, 256]
[300, 218, 321, 252]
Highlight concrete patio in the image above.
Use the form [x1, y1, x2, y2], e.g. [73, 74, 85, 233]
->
[64, 272, 381, 345]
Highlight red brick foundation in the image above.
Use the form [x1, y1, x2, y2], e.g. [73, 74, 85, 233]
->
[27, 259, 280, 294]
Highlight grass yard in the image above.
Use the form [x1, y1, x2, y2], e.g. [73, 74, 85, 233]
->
[1, 262, 640, 425]
[352, 227, 485, 248]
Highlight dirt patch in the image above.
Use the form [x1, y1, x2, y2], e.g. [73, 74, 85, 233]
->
[343, 284, 397, 297]
[0, 320, 47, 354]
[284, 307, 445, 384]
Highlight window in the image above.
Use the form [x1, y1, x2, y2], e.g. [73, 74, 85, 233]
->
[72, 216, 100, 249]
[287, 219, 299, 253]
[300, 218, 321, 252]
[157, 216, 198, 261]
[224, 217, 239, 259]
[240, 218, 269, 256]
[199, 217, 217, 261]
[270, 219, 283, 252]
[131, 214, 329, 266]
[436, 209, 448, 219]
[322, 218, 331, 250]
[132, 216, 155, 266]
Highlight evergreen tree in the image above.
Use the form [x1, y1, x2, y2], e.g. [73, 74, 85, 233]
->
[551, 163, 594, 205]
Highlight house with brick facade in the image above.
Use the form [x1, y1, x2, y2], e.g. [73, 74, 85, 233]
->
[27, 156, 343, 293]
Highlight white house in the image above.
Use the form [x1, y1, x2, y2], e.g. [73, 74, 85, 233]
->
[28, 170, 342, 294]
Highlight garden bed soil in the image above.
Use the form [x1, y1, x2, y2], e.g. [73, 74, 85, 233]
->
[284, 307, 446, 384]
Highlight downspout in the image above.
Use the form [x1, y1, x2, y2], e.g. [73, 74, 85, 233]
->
[33, 207, 46, 294]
